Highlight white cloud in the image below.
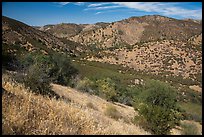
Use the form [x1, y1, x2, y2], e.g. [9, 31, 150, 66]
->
[56, 2, 85, 6]
[55, 2, 202, 19]
[94, 9, 137, 15]
[88, 2, 110, 7]
[112, 2, 202, 19]
[85, 5, 123, 11]
[74, 2, 85, 6]
[58, 2, 70, 6]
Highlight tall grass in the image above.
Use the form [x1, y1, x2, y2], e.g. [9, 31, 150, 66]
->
[2, 74, 97, 135]
[2, 73, 150, 135]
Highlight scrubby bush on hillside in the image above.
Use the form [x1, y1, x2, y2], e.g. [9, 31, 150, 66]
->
[76, 77, 95, 93]
[104, 105, 122, 120]
[86, 102, 98, 110]
[49, 53, 78, 86]
[75, 77, 118, 102]
[23, 63, 54, 97]
[14, 52, 78, 97]
[133, 80, 182, 135]
[96, 78, 117, 101]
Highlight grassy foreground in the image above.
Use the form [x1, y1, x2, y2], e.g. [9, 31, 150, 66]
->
[2, 73, 150, 135]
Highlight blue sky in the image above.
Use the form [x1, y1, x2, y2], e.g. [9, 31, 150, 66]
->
[2, 2, 202, 26]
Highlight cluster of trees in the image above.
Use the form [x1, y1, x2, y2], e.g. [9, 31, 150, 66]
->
[13, 52, 78, 97]
[133, 80, 183, 134]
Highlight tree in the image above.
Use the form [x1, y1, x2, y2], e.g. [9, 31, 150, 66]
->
[133, 80, 182, 135]
[24, 63, 52, 96]
[49, 53, 78, 86]
[15, 52, 78, 97]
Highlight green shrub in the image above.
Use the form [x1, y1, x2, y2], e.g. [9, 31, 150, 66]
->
[133, 115, 148, 129]
[14, 52, 77, 98]
[23, 63, 59, 98]
[133, 80, 182, 135]
[49, 53, 78, 86]
[104, 105, 122, 120]
[76, 77, 95, 93]
[118, 30, 124, 35]
[96, 78, 117, 101]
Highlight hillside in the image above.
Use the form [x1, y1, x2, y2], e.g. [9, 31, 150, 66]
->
[35, 15, 202, 86]
[39, 15, 202, 48]
[3, 72, 202, 135]
[86, 39, 202, 86]
[2, 73, 150, 135]
[2, 15, 202, 135]
[2, 16, 84, 57]
[72, 15, 201, 47]
[36, 22, 110, 39]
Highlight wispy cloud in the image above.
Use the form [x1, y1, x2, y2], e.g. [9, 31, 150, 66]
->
[57, 2, 70, 6]
[56, 2, 85, 6]
[112, 2, 202, 19]
[85, 5, 123, 11]
[74, 2, 85, 6]
[55, 2, 202, 19]
[88, 2, 110, 7]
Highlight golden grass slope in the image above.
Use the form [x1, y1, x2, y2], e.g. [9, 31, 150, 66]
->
[2, 73, 150, 135]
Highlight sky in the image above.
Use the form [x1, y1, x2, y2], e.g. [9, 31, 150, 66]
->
[2, 2, 202, 26]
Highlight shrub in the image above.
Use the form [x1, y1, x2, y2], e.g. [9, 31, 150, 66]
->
[118, 30, 124, 35]
[14, 52, 77, 98]
[104, 105, 122, 120]
[96, 78, 117, 101]
[181, 123, 200, 135]
[133, 80, 182, 135]
[23, 63, 58, 98]
[133, 115, 148, 130]
[49, 53, 78, 86]
[76, 77, 95, 93]
[86, 102, 97, 110]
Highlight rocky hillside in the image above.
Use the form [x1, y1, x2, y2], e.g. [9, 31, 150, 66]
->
[71, 15, 201, 48]
[37, 22, 109, 39]
[86, 39, 202, 82]
[2, 16, 84, 56]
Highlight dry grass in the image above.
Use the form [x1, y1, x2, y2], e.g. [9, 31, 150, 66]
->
[2, 73, 150, 135]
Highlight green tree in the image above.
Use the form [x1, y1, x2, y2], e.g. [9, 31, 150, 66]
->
[16, 52, 78, 97]
[49, 53, 78, 86]
[24, 63, 52, 96]
[133, 80, 182, 135]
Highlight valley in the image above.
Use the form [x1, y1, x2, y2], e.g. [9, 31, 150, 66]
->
[2, 13, 202, 135]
